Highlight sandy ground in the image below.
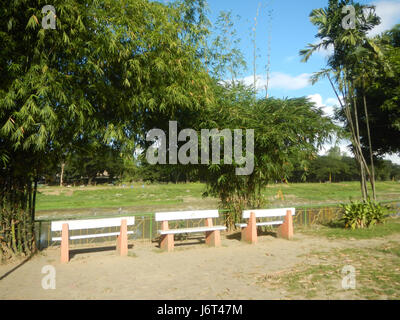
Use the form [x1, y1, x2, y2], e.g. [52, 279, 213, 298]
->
[0, 231, 394, 300]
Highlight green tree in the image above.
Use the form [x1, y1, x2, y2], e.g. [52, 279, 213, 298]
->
[200, 86, 337, 229]
[0, 0, 214, 258]
[351, 25, 400, 156]
[300, 0, 382, 200]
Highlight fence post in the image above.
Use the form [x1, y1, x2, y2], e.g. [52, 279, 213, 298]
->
[149, 214, 153, 242]
[304, 208, 307, 226]
[38, 221, 42, 250]
[47, 223, 50, 248]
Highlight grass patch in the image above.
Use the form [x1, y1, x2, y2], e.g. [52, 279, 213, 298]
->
[263, 181, 400, 205]
[299, 217, 400, 239]
[36, 182, 207, 212]
[375, 241, 400, 257]
[258, 243, 400, 299]
[36, 181, 400, 213]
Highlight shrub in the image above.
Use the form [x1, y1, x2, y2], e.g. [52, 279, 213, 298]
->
[340, 198, 389, 229]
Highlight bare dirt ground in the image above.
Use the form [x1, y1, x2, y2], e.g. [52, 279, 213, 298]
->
[0, 231, 398, 300]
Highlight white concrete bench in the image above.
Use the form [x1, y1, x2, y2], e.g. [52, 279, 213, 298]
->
[236, 208, 295, 243]
[51, 216, 135, 263]
[155, 210, 226, 251]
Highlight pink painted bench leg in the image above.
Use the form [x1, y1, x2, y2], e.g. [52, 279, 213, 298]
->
[205, 218, 221, 247]
[117, 219, 128, 256]
[242, 212, 257, 244]
[160, 220, 174, 252]
[277, 209, 294, 240]
[61, 223, 69, 263]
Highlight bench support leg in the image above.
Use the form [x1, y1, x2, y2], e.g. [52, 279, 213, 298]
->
[117, 219, 128, 256]
[205, 218, 221, 247]
[160, 221, 174, 252]
[242, 212, 257, 244]
[277, 209, 294, 240]
[160, 234, 174, 252]
[61, 223, 69, 263]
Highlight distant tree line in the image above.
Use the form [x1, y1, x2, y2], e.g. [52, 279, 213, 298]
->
[290, 147, 400, 183]
[41, 146, 400, 185]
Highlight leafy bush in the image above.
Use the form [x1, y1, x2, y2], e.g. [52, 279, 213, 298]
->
[340, 198, 388, 229]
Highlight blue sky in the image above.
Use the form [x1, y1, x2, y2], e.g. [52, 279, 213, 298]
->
[207, 0, 335, 98]
[205, 0, 400, 99]
[204, 0, 400, 163]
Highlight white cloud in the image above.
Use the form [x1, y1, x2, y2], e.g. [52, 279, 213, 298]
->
[241, 72, 312, 91]
[325, 97, 340, 106]
[307, 93, 324, 108]
[369, 1, 400, 37]
[315, 43, 334, 58]
[384, 154, 400, 165]
[307, 94, 340, 118]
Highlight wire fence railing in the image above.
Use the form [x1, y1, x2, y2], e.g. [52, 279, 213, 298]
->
[35, 199, 400, 250]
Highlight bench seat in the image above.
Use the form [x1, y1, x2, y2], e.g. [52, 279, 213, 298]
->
[158, 226, 226, 235]
[155, 210, 225, 251]
[238, 208, 295, 243]
[51, 216, 135, 263]
[52, 231, 134, 241]
[235, 221, 284, 228]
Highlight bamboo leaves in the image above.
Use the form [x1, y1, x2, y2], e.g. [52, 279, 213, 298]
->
[0, 0, 216, 258]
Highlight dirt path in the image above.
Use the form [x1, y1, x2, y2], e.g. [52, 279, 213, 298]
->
[0, 232, 397, 300]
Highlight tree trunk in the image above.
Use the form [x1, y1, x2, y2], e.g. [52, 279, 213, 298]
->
[60, 162, 65, 187]
[363, 87, 376, 201]
[353, 86, 368, 200]
[328, 74, 367, 200]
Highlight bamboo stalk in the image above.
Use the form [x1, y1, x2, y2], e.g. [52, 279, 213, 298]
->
[11, 219, 17, 254]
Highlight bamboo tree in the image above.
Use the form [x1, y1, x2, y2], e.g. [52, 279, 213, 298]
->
[201, 89, 337, 229]
[1, 0, 216, 259]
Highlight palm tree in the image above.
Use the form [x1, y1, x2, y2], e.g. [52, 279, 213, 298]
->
[300, 0, 382, 200]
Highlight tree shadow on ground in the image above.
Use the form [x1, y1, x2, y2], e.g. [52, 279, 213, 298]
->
[258, 229, 278, 238]
[0, 254, 35, 281]
[322, 220, 345, 229]
[152, 235, 206, 249]
[225, 232, 241, 241]
[225, 228, 278, 241]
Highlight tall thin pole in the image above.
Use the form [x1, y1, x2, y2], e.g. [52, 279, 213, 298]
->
[253, 3, 261, 96]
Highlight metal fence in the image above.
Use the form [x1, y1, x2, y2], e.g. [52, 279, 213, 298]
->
[35, 199, 400, 250]
[292, 199, 400, 226]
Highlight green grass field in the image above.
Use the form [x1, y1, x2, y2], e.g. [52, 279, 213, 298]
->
[299, 217, 400, 239]
[35, 181, 400, 218]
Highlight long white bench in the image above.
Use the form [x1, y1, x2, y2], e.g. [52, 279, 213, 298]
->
[51, 216, 135, 263]
[236, 208, 295, 243]
[155, 210, 226, 252]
